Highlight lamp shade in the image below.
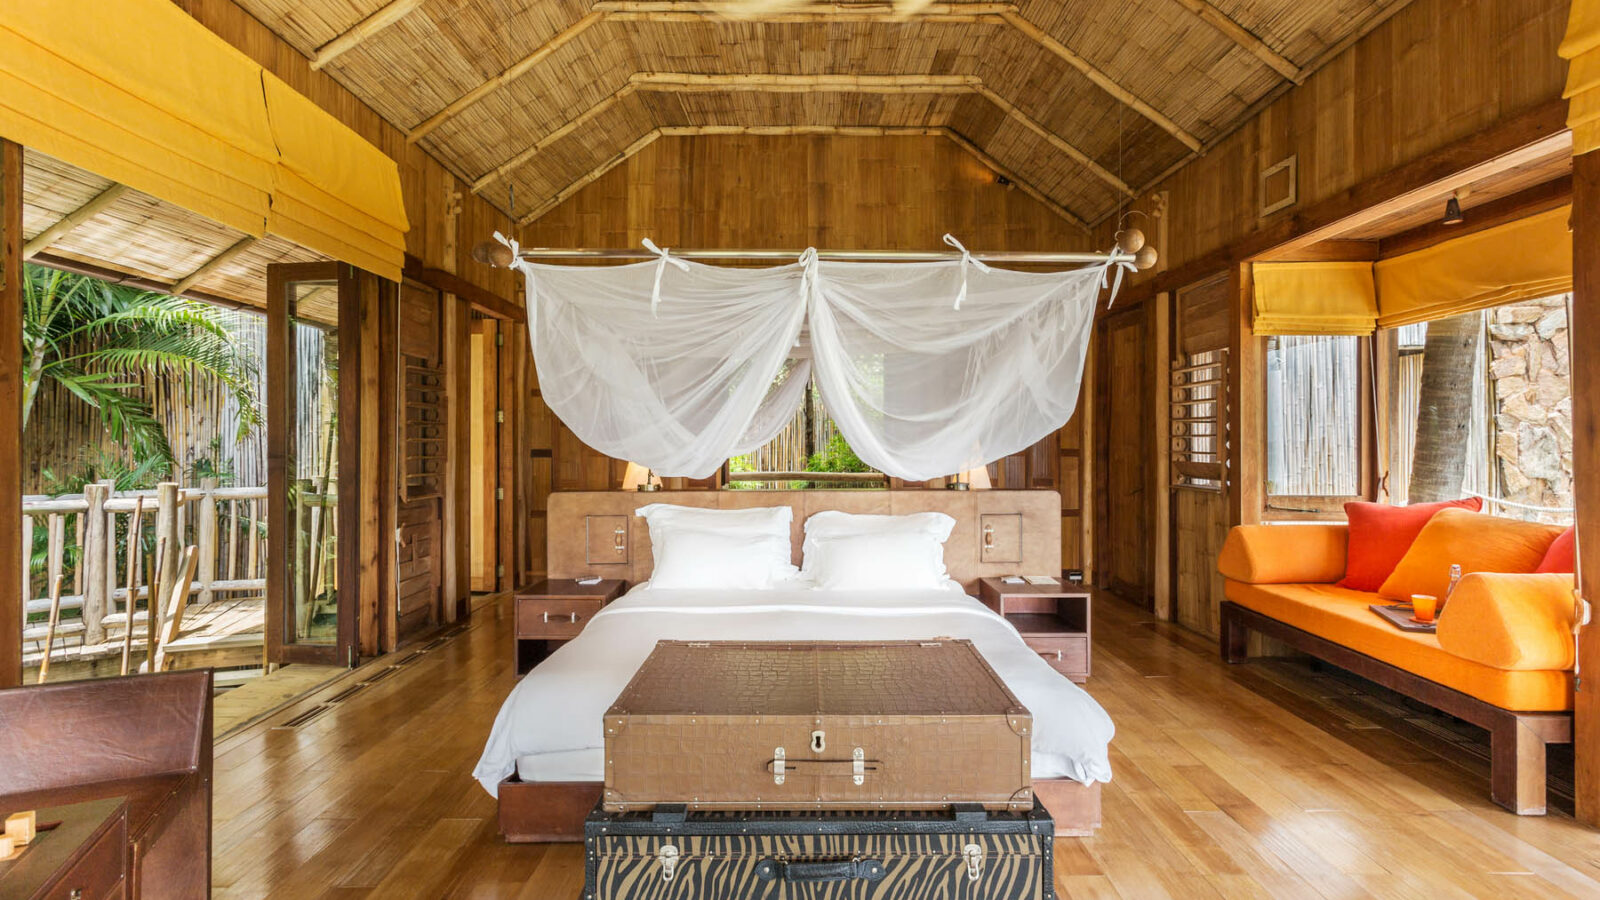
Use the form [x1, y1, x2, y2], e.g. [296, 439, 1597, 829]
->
[963, 465, 993, 490]
[621, 461, 654, 491]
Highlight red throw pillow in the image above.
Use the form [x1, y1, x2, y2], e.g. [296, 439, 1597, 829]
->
[1535, 527, 1577, 574]
[1338, 498, 1484, 592]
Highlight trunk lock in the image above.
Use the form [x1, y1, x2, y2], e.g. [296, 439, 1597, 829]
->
[658, 843, 680, 882]
[811, 730, 826, 753]
[964, 843, 984, 882]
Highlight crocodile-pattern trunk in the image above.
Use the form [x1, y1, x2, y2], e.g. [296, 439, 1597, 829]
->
[603, 640, 1033, 812]
[584, 803, 1055, 900]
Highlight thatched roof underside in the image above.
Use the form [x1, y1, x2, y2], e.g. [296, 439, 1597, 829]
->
[20, 150, 328, 309]
[232, 0, 1412, 229]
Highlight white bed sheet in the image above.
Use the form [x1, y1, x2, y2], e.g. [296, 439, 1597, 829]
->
[473, 582, 1115, 796]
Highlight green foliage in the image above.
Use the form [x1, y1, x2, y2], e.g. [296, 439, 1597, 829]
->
[805, 433, 872, 473]
[21, 265, 261, 472]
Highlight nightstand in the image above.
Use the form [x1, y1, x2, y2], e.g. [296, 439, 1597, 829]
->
[514, 579, 625, 674]
[0, 798, 129, 900]
[977, 577, 1091, 682]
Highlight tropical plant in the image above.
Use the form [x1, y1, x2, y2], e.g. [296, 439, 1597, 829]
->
[21, 265, 261, 468]
[805, 432, 872, 474]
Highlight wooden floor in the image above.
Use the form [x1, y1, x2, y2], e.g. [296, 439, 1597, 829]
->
[212, 592, 1600, 899]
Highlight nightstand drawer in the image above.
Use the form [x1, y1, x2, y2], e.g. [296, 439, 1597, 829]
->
[517, 597, 605, 638]
[1025, 635, 1088, 674]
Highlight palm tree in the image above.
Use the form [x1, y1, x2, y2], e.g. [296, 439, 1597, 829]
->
[21, 265, 261, 468]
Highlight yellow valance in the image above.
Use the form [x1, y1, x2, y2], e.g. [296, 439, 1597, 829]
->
[1563, 0, 1600, 155]
[1373, 205, 1572, 328]
[1251, 261, 1377, 336]
[0, 0, 408, 281]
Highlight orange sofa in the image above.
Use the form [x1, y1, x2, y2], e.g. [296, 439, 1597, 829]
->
[1218, 523, 1575, 815]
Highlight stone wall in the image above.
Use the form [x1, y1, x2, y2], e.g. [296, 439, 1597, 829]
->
[1488, 295, 1573, 523]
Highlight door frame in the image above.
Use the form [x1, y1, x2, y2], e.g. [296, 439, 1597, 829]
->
[265, 261, 361, 667]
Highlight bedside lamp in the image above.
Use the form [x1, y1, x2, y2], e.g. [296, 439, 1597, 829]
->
[946, 465, 992, 491]
[622, 461, 660, 492]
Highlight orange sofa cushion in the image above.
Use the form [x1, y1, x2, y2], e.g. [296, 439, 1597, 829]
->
[1217, 524, 1347, 584]
[1535, 527, 1576, 574]
[1338, 498, 1482, 592]
[1435, 573, 1580, 671]
[1224, 580, 1572, 711]
[1379, 509, 1566, 601]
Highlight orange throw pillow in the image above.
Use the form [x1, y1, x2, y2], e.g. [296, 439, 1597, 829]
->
[1534, 527, 1576, 574]
[1338, 498, 1483, 592]
[1379, 509, 1567, 601]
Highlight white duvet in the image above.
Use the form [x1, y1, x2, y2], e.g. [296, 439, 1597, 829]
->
[473, 582, 1115, 796]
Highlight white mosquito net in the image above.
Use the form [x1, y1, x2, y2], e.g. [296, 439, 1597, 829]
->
[503, 233, 1127, 481]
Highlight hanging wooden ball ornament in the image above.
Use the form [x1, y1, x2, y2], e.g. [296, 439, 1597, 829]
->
[1134, 245, 1159, 270]
[1115, 227, 1146, 254]
[472, 240, 516, 268]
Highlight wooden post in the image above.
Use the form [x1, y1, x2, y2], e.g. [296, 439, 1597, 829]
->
[197, 477, 218, 605]
[0, 138, 22, 688]
[153, 482, 181, 652]
[1226, 263, 1263, 526]
[82, 483, 110, 645]
[1571, 150, 1600, 826]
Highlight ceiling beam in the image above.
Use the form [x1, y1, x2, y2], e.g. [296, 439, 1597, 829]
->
[514, 122, 1089, 231]
[595, 1, 1016, 22]
[406, 10, 606, 144]
[170, 236, 258, 296]
[518, 129, 665, 225]
[1169, 0, 1301, 81]
[1001, 12, 1201, 153]
[23, 184, 130, 259]
[629, 72, 982, 92]
[974, 85, 1134, 198]
[310, 0, 427, 71]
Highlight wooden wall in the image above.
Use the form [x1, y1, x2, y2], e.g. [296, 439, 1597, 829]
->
[520, 133, 1092, 581]
[1098, 0, 1569, 273]
[1083, 0, 1572, 641]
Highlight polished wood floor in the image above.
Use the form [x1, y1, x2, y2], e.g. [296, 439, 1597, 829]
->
[212, 593, 1600, 899]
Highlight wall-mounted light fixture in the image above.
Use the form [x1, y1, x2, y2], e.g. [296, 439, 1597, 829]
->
[1442, 189, 1466, 225]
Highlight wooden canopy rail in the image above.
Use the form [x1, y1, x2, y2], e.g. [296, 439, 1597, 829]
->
[510, 247, 1123, 263]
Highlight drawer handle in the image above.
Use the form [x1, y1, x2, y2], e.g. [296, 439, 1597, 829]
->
[542, 611, 581, 624]
[1040, 649, 1062, 661]
[71, 891, 83, 900]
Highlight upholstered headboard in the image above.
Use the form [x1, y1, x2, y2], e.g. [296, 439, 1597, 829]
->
[547, 490, 1061, 592]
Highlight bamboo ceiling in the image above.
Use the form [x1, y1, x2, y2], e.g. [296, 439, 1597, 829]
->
[231, 0, 1412, 229]
[20, 149, 328, 309]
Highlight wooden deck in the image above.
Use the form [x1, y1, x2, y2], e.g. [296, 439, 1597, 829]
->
[24, 596, 264, 682]
[210, 591, 1600, 900]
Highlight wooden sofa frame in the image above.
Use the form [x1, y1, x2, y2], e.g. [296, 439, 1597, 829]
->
[1221, 601, 1572, 815]
[497, 776, 1102, 841]
[0, 669, 213, 898]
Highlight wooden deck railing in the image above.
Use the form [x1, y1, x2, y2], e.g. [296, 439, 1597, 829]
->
[21, 480, 268, 655]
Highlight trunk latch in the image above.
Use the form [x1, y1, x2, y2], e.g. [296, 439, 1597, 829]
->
[963, 843, 984, 882]
[773, 747, 786, 785]
[658, 843, 680, 882]
[852, 747, 865, 785]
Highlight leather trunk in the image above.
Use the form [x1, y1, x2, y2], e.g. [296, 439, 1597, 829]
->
[583, 800, 1055, 900]
[602, 640, 1033, 812]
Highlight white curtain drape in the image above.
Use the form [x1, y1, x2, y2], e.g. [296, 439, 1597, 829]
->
[518, 250, 809, 478]
[509, 235, 1125, 481]
[808, 259, 1105, 481]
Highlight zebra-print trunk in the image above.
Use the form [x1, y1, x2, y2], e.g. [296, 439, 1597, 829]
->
[584, 803, 1054, 900]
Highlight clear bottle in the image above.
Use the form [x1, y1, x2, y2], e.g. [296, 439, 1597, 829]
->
[1443, 564, 1463, 611]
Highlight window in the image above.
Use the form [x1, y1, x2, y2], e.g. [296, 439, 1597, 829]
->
[1170, 349, 1225, 489]
[1387, 299, 1572, 524]
[1264, 334, 1361, 505]
[726, 375, 883, 489]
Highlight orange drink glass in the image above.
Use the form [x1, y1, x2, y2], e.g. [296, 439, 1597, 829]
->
[1411, 594, 1438, 624]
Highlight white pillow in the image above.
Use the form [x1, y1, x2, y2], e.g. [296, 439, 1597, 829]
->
[648, 528, 797, 590]
[806, 532, 950, 590]
[801, 510, 956, 579]
[637, 504, 797, 587]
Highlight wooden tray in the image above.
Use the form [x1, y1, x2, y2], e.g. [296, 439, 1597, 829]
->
[1369, 604, 1436, 633]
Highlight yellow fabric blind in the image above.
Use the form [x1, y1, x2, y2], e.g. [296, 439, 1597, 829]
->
[0, 0, 407, 281]
[1563, 0, 1600, 155]
[1374, 205, 1572, 328]
[1251, 261, 1377, 336]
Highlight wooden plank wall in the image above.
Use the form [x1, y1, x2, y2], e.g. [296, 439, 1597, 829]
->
[1570, 151, 1600, 826]
[1081, 0, 1571, 640]
[1, 140, 21, 687]
[520, 133, 1092, 580]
